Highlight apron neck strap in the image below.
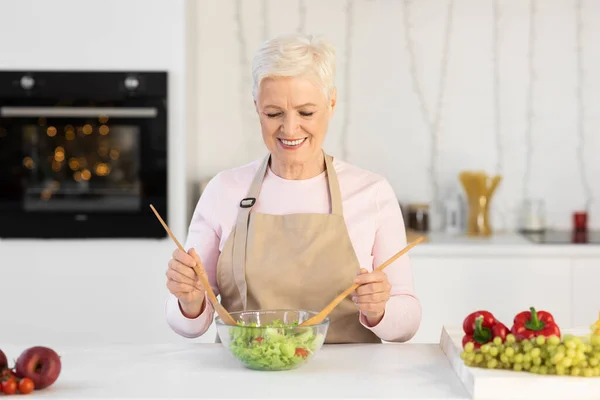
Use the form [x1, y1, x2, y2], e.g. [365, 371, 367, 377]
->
[239, 151, 344, 216]
[239, 154, 271, 208]
[323, 153, 343, 216]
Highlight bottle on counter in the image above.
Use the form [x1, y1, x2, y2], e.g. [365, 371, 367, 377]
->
[443, 192, 464, 234]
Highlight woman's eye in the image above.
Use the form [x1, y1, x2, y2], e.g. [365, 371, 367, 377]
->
[266, 113, 282, 118]
[299, 112, 314, 117]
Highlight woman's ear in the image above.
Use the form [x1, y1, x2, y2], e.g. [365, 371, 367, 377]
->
[329, 88, 337, 116]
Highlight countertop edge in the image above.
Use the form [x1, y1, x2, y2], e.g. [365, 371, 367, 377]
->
[410, 245, 600, 258]
[408, 232, 600, 258]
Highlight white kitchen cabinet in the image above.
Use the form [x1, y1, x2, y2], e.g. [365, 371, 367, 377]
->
[572, 258, 600, 328]
[409, 255, 573, 343]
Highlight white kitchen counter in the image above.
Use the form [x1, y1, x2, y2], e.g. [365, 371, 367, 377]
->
[0, 343, 470, 399]
[409, 232, 600, 257]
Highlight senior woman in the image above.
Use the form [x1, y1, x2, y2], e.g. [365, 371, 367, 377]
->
[165, 33, 421, 344]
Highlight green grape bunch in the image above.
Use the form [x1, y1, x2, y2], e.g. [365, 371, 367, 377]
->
[460, 329, 600, 378]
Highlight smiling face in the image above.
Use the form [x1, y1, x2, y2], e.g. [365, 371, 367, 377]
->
[255, 75, 336, 179]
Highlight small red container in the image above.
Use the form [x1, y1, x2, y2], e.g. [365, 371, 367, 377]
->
[573, 211, 588, 232]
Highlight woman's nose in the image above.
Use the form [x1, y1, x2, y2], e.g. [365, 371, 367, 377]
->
[281, 115, 298, 136]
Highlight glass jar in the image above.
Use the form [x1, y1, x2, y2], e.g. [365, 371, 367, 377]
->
[521, 199, 546, 233]
[407, 203, 430, 233]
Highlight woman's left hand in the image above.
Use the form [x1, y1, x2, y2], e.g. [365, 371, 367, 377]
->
[352, 268, 391, 325]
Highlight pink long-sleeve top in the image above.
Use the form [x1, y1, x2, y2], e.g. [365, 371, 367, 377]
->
[165, 156, 422, 342]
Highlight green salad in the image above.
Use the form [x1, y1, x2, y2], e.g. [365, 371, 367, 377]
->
[228, 319, 325, 370]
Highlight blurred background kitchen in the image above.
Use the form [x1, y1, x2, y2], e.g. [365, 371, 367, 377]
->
[1, 0, 599, 347]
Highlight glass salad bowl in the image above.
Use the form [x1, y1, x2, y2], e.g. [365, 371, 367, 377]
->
[215, 309, 329, 371]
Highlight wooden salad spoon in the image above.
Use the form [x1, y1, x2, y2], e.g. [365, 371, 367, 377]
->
[300, 236, 425, 327]
[149, 204, 237, 325]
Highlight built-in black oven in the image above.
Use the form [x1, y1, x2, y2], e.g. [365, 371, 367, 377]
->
[0, 71, 168, 239]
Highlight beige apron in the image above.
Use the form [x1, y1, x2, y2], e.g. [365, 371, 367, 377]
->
[215, 152, 381, 344]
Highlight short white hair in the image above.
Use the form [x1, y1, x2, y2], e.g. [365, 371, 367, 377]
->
[251, 33, 337, 100]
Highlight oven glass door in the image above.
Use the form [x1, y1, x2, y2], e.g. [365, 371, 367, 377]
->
[0, 104, 166, 238]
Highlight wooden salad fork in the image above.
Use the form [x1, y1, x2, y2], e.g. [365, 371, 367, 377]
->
[300, 236, 425, 327]
[149, 204, 237, 325]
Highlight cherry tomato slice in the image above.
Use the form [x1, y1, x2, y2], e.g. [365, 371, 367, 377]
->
[295, 348, 309, 357]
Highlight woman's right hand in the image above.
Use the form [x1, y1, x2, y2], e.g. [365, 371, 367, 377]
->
[166, 248, 207, 318]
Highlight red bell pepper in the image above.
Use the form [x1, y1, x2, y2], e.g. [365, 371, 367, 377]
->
[462, 311, 509, 349]
[511, 307, 561, 339]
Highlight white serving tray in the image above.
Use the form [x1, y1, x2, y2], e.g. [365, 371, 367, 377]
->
[439, 326, 600, 400]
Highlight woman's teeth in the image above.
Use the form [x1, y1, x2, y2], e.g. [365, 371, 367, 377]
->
[280, 138, 306, 146]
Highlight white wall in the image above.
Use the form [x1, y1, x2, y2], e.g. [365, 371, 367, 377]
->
[0, 0, 195, 345]
[189, 0, 600, 232]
